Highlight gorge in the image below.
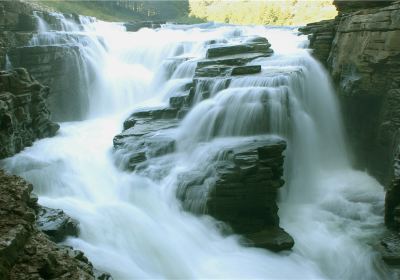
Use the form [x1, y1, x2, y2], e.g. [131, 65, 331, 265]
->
[0, 1, 399, 279]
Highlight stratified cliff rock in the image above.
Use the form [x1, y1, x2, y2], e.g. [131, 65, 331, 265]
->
[301, 0, 400, 186]
[300, 0, 400, 270]
[0, 68, 59, 159]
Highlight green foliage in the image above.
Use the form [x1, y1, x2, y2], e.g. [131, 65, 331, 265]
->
[189, 0, 337, 26]
[34, 0, 193, 22]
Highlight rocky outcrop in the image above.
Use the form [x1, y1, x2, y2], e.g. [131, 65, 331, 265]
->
[0, 0, 93, 121]
[9, 44, 90, 121]
[177, 138, 293, 252]
[0, 169, 107, 280]
[0, 68, 59, 159]
[37, 206, 79, 243]
[0, 0, 43, 69]
[301, 1, 400, 186]
[301, 0, 400, 270]
[333, 0, 395, 14]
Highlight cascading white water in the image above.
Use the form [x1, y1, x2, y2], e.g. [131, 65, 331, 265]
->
[0, 14, 394, 279]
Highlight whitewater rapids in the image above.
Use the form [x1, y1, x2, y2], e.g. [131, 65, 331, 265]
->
[1, 15, 393, 279]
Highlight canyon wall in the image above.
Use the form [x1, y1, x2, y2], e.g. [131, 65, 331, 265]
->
[300, 0, 400, 225]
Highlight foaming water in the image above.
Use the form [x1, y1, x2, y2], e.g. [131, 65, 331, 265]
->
[1, 16, 392, 279]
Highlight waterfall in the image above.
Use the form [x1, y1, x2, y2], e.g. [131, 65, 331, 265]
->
[1, 14, 393, 279]
[5, 54, 12, 70]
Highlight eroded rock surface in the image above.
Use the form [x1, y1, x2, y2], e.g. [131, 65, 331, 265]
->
[0, 170, 99, 280]
[0, 68, 59, 159]
[176, 138, 293, 251]
[301, 1, 400, 186]
[301, 0, 400, 271]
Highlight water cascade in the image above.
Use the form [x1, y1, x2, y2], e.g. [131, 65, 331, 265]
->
[1, 15, 393, 279]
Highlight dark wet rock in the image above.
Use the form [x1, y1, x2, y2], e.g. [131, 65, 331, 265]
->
[124, 21, 165, 32]
[0, 68, 59, 159]
[37, 206, 79, 243]
[114, 117, 178, 171]
[206, 39, 272, 59]
[177, 137, 293, 252]
[298, 19, 338, 65]
[231, 65, 261, 76]
[194, 37, 271, 82]
[197, 52, 270, 69]
[244, 227, 294, 252]
[195, 65, 261, 78]
[94, 268, 114, 280]
[195, 65, 232, 78]
[130, 107, 179, 120]
[0, 169, 96, 280]
[379, 231, 400, 265]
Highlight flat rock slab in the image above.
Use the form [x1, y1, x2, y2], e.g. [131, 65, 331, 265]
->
[197, 52, 271, 68]
[114, 118, 179, 145]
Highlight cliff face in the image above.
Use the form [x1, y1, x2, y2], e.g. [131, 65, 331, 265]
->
[300, 0, 400, 252]
[0, 68, 59, 159]
[302, 1, 400, 186]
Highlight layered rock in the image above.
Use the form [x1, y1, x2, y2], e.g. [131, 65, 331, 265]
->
[114, 37, 293, 251]
[0, 0, 42, 69]
[301, 1, 400, 186]
[0, 68, 59, 159]
[0, 0, 93, 121]
[0, 170, 103, 280]
[9, 44, 90, 121]
[177, 138, 293, 251]
[300, 0, 400, 270]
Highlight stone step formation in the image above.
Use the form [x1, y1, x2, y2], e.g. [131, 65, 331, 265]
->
[113, 36, 294, 252]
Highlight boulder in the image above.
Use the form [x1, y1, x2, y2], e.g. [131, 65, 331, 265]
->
[37, 206, 79, 243]
[177, 137, 293, 252]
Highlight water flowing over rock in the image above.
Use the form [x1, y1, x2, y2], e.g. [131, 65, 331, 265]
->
[0, 5, 394, 279]
[177, 138, 293, 251]
[301, 0, 400, 186]
[300, 0, 400, 273]
[0, 68, 59, 159]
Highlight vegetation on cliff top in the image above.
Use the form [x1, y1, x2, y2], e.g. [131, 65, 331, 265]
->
[190, 0, 337, 26]
[34, 0, 337, 25]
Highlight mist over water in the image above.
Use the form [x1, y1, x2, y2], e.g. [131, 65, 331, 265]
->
[1, 16, 393, 279]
